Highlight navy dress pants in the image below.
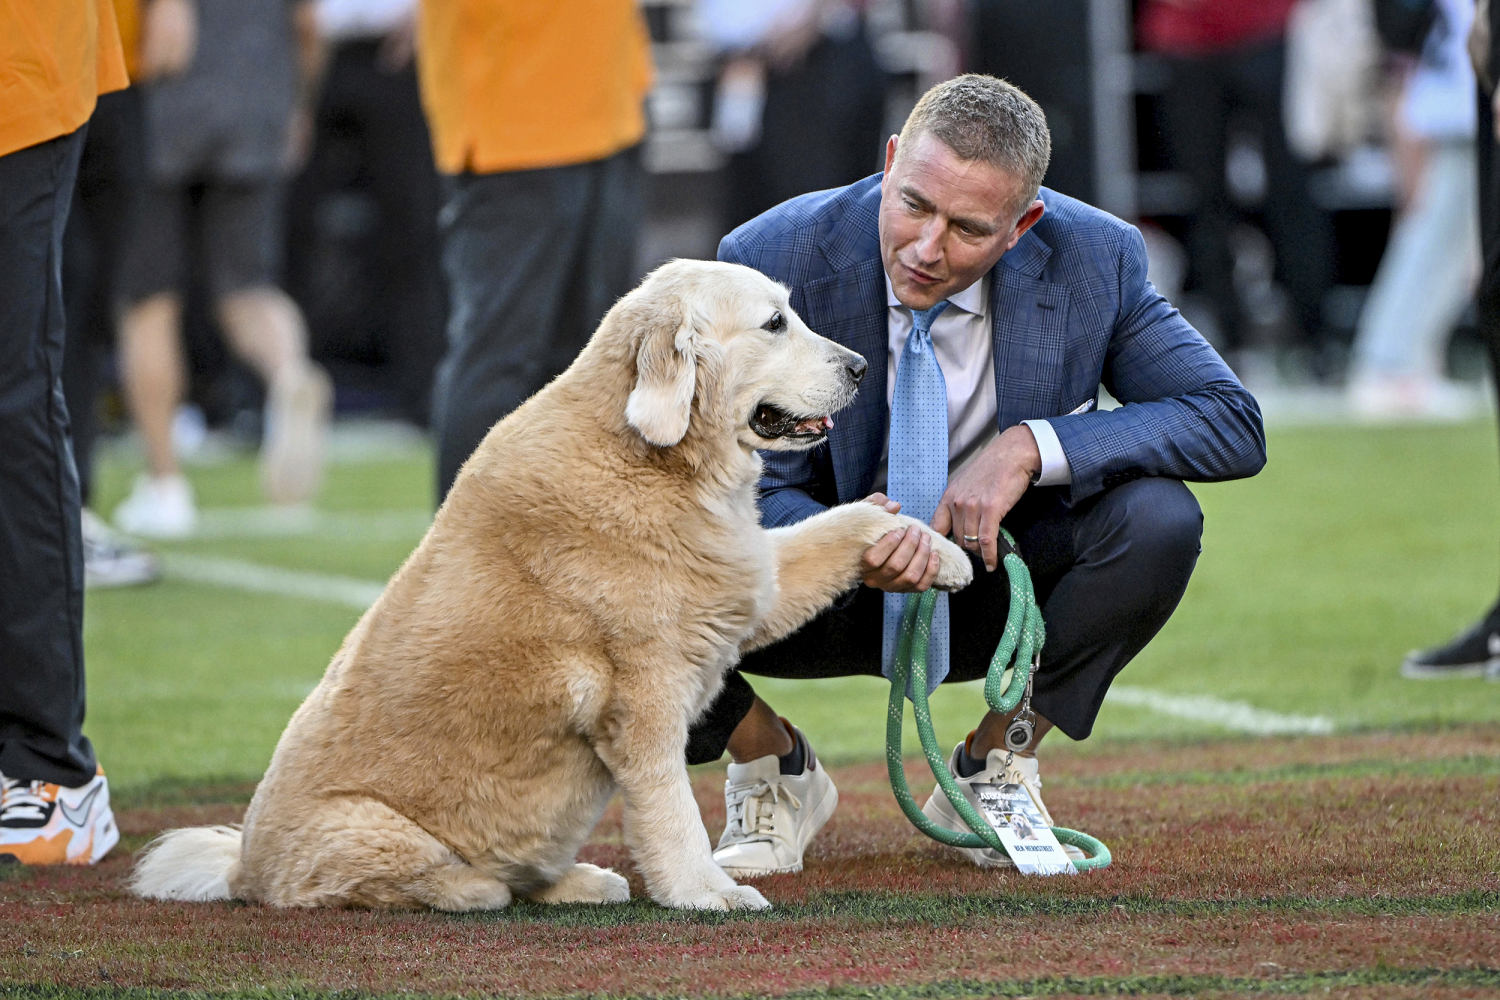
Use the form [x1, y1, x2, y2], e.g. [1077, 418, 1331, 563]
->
[0, 126, 99, 788]
[686, 477, 1204, 764]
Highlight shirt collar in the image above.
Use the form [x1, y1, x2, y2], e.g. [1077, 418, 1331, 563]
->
[883, 270, 988, 317]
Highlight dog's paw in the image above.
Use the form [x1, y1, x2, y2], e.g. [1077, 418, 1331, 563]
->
[679, 884, 771, 912]
[930, 533, 973, 591]
[529, 863, 631, 905]
[654, 872, 772, 911]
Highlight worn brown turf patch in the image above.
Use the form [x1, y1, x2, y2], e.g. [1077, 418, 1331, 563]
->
[3, 728, 1497, 998]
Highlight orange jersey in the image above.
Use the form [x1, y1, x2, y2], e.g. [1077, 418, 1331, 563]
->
[417, 0, 654, 174]
[0, 0, 129, 157]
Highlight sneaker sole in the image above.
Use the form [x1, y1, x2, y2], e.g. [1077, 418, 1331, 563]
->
[1400, 659, 1493, 679]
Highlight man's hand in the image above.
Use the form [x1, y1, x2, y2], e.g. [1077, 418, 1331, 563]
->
[857, 493, 944, 592]
[932, 425, 1040, 572]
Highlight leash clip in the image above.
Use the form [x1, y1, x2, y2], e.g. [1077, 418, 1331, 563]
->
[1002, 654, 1039, 752]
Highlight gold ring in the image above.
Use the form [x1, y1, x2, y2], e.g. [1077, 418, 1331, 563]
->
[962, 535, 980, 543]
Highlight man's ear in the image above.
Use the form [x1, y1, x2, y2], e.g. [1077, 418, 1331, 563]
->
[625, 301, 697, 446]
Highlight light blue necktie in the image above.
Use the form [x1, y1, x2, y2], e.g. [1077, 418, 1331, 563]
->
[883, 301, 951, 693]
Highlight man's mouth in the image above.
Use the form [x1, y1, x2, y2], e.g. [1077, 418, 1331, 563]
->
[901, 261, 942, 285]
[750, 403, 835, 440]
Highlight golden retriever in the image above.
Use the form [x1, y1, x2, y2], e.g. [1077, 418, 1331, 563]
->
[130, 259, 972, 912]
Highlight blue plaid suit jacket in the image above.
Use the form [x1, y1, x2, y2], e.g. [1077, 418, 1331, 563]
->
[719, 174, 1267, 529]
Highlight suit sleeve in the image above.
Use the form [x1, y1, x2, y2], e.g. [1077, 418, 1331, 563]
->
[717, 231, 837, 529]
[1047, 223, 1268, 499]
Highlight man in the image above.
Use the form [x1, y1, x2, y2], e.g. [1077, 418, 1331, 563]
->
[418, 0, 654, 500]
[0, 0, 128, 865]
[687, 75, 1267, 874]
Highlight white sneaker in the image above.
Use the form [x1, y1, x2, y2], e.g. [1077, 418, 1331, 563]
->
[713, 727, 837, 877]
[113, 473, 197, 539]
[921, 743, 1083, 868]
[0, 767, 119, 865]
[261, 363, 332, 505]
[81, 508, 159, 588]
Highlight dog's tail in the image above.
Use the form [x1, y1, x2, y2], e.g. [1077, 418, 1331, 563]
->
[129, 825, 243, 902]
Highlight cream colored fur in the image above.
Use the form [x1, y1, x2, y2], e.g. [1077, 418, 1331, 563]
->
[129, 260, 971, 912]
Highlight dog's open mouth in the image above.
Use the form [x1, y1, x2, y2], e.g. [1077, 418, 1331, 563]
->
[750, 402, 835, 441]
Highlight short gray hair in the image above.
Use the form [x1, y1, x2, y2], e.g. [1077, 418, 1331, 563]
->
[896, 74, 1052, 214]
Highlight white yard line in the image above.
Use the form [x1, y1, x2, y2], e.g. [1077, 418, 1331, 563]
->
[161, 553, 384, 611]
[1107, 685, 1336, 735]
[189, 507, 431, 541]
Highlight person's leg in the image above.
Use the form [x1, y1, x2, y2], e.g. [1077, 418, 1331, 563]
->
[1236, 38, 1337, 360]
[1402, 87, 1500, 679]
[1158, 53, 1241, 350]
[0, 127, 96, 787]
[431, 157, 625, 500]
[114, 181, 198, 538]
[207, 180, 333, 505]
[1348, 141, 1480, 412]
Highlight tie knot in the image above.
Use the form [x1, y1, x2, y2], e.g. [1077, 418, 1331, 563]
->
[911, 301, 950, 337]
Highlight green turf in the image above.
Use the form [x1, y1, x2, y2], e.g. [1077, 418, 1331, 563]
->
[79, 418, 1500, 795]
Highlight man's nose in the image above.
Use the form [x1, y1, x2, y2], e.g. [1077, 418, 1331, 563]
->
[914, 220, 944, 262]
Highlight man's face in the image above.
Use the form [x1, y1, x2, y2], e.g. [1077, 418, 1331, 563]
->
[878, 131, 1044, 310]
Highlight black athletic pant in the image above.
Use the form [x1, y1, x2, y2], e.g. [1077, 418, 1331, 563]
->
[431, 146, 644, 501]
[0, 125, 99, 788]
[686, 477, 1204, 764]
[62, 89, 146, 507]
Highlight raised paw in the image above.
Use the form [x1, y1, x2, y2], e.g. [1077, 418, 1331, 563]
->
[930, 533, 973, 591]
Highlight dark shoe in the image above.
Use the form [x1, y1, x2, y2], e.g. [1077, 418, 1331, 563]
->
[1401, 610, 1500, 679]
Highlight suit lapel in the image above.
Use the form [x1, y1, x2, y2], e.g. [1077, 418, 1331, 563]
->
[989, 226, 1071, 427]
[799, 259, 889, 502]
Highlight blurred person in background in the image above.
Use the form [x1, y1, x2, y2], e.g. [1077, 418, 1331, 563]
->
[0, 0, 126, 865]
[62, 0, 160, 586]
[699, 0, 888, 234]
[1136, 0, 1338, 380]
[419, 0, 654, 501]
[1402, 0, 1500, 681]
[1346, 0, 1480, 420]
[285, 0, 445, 429]
[112, 0, 333, 540]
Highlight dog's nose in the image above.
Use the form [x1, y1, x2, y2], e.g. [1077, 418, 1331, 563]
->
[845, 355, 868, 385]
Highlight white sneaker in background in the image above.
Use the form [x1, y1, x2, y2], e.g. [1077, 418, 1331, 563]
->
[261, 362, 332, 506]
[713, 726, 838, 877]
[81, 508, 159, 588]
[113, 473, 197, 540]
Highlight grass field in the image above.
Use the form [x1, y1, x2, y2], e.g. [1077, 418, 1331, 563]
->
[4, 416, 1499, 998]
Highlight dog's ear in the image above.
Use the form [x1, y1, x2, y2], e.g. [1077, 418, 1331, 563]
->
[625, 299, 697, 446]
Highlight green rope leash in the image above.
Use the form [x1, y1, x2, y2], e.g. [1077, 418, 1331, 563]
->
[884, 528, 1112, 871]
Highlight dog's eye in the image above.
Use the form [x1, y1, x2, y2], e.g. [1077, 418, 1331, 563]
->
[762, 311, 786, 333]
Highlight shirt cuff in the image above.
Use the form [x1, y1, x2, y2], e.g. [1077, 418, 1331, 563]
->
[1020, 418, 1072, 486]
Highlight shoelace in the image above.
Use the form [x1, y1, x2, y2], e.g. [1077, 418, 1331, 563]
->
[0, 779, 52, 824]
[725, 779, 802, 840]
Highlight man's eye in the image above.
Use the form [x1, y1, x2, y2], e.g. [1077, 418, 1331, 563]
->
[762, 311, 786, 333]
